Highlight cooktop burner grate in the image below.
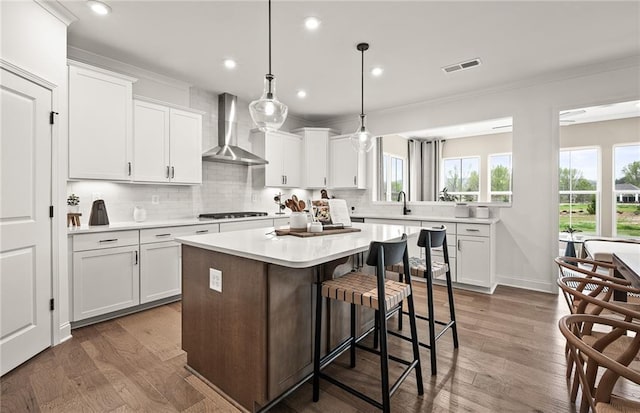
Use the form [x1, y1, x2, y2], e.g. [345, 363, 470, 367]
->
[199, 212, 269, 220]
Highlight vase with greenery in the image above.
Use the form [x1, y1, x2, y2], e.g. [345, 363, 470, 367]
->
[439, 187, 458, 202]
[562, 225, 582, 241]
[67, 193, 80, 213]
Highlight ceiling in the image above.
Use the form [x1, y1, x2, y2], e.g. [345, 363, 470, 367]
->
[61, 1, 640, 121]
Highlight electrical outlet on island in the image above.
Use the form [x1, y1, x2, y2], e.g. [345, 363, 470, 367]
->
[209, 268, 222, 292]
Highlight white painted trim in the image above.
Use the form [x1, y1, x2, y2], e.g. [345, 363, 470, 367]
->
[290, 127, 340, 135]
[50, 86, 62, 347]
[33, 0, 77, 26]
[58, 322, 72, 343]
[0, 59, 57, 90]
[68, 46, 187, 90]
[496, 275, 556, 294]
[67, 59, 138, 83]
[133, 95, 205, 115]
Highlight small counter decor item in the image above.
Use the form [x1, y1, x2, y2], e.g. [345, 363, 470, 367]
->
[454, 203, 470, 218]
[476, 206, 490, 219]
[274, 192, 285, 215]
[133, 206, 147, 222]
[89, 199, 109, 226]
[67, 193, 80, 213]
[286, 195, 309, 231]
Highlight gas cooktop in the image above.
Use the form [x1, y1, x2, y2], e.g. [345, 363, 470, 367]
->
[199, 212, 269, 220]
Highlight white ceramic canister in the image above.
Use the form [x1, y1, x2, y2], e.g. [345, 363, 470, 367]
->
[133, 206, 147, 222]
[476, 206, 490, 219]
[289, 212, 309, 232]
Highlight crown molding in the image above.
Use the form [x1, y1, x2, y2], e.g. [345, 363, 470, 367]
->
[1, 58, 57, 90]
[34, 0, 77, 26]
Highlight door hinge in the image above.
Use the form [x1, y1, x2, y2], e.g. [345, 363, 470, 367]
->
[49, 205, 54, 218]
[49, 111, 59, 125]
[50, 298, 54, 311]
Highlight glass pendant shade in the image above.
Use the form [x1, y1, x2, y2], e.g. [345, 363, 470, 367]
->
[350, 115, 375, 152]
[250, 75, 288, 132]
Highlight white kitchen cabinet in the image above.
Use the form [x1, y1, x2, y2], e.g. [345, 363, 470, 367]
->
[140, 241, 181, 304]
[329, 135, 366, 189]
[252, 130, 302, 187]
[455, 223, 495, 289]
[292, 128, 338, 188]
[73, 244, 140, 321]
[69, 61, 136, 180]
[133, 98, 202, 184]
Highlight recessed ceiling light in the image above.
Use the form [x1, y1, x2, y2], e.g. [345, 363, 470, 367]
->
[304, 17, 321, 31]
[87, 0, 111, 15]
[371, 67, 384, 77]
[297, 90, 307, 98]
[223, 59, 237, 69]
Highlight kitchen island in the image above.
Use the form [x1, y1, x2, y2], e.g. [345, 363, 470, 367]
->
[176, 222, 421, 412]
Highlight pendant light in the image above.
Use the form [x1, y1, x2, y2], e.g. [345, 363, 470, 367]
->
[249, 0, 288, 132]
[349, 42, 375, 153]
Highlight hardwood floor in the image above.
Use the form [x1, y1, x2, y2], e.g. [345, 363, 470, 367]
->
[1, 283, 590, 412]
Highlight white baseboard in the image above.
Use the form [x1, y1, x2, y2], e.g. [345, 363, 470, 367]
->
[496, 274, 555, 294]
[57, 322, 72, 344]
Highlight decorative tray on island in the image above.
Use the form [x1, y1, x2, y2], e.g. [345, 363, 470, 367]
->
[274, 227, 361, 238]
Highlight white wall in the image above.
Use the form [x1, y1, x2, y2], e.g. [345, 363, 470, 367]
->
[318, 58, 640, 293]
[1, 0, 72, 343]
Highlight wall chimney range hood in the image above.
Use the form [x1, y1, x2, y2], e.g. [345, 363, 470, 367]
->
[201, 93, 268, 166]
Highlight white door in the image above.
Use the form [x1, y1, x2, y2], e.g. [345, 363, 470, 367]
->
[133, 100, 170, 182]
[0, 68, 52, 375]
[264, 133, 285, 187]
[330, 137, 358, 188]
[169, 108, 202, 184]
[456, 235, 490, 287]
[304, 130, 328, 188]
[282, 134, 302, 188]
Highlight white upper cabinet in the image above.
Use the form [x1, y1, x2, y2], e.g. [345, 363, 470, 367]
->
[69, 61, 136, 180]
[329, 135, 366, 189]
[293, 128, 338, 189]
[132, 98, 202, 184]
[252, 130, 302, 188]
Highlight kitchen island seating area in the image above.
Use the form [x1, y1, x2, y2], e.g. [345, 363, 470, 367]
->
[313, 234, 424, 413]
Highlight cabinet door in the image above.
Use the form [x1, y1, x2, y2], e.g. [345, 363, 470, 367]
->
[282, 134, 302, 188]
[456, 235, 491, 287]
[329, 137, 358, 188]
[303, 130, 328, 188]
[140, 241, 181, 304]
[169, 108, 202, 184]
[69, 65, 133, 180]
[73, 245, 140, 321]
[133, 100, 170, 182]
[264, 133, 285, 187]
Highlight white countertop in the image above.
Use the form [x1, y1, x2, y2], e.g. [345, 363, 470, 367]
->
[67, 215, 282, 234]
[176, 222, 423, 268]
[351, 213, 500, 224]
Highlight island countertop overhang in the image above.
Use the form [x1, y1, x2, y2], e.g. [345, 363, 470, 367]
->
[175, 222, 423, 268]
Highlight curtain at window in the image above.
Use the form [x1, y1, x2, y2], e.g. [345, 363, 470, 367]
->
[408, 138, 444, 201]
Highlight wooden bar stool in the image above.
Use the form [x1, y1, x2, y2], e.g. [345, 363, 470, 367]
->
[387, 226, 459, 375]
[312, 234, 424, 413]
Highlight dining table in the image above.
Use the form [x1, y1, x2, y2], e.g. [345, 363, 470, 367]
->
[175, 222, 422, 412]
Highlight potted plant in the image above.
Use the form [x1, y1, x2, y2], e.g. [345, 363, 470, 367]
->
[438, 187, 458, 202]
[562, 225, 582, 258]
[67, 193, 80, 213]
[562, 225, 582, 241]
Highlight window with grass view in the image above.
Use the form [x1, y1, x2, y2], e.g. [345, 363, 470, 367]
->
[489, 153, 512, 203]
[382, 154, 405, 201]
[559, 147, 599, 234]
[443, 157, 480, 201]
[613, 144, 640, 238]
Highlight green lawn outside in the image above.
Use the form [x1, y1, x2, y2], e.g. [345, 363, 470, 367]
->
[558, 202, 640, 237]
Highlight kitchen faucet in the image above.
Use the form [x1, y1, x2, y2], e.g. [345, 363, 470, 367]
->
[397, 191, 411, 215]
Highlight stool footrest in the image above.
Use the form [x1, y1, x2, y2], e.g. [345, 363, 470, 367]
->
[354, 342, 414, 367]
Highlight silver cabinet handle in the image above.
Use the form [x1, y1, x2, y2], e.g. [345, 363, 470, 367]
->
[155, 233, 171, 237]
[171, 166, 175, 179]
[282, 175, 285, 185]
[457, 239, 461, 251]
[134, 250, 138, 265]
[353, 176, 357, 185]
[324, 177, 327, 185]
[284, 175, 287, 185]
[465, 228, 480, 232]
[128, 162, 132, 176]
[99, 238, 118, 243]
[195, 229, 209, 234]
[166, 166, 170, 178]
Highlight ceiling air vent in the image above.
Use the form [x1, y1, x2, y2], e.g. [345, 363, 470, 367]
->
[442, 58, 482, 74]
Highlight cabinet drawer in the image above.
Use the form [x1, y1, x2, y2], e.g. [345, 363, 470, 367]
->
[140, 224, 219, 244]
[220, 219, 273, 232]
[457, 223, 490, 237]
[73, 230, 139, 252]
[421, 221, 456, 235]
[273, 217, 290, 227]
[366, 218, 421, 226]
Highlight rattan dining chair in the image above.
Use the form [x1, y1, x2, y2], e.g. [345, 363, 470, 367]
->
[559, 314, 640, 413]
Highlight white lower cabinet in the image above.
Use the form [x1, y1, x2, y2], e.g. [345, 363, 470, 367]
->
[140, 241, 181, 304]
[73, 245, 140, 321]
[456, 235, 491, 287]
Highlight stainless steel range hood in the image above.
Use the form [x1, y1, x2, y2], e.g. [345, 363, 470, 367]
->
[201, 93, 268, 166]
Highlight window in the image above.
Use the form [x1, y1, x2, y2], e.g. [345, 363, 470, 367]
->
[442, 157, 480, 201]
[559, 147, 599, 234]
[382, 154, 405, 201]
[488, 153, 512, 203]
[613, 144, 640, 238]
